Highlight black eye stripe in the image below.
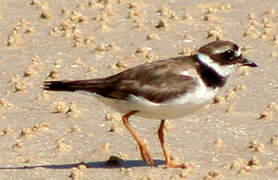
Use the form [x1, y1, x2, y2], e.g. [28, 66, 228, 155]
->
[223, 50, 235, 59]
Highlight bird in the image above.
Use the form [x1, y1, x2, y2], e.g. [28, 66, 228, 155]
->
[43, 40, 257, 168]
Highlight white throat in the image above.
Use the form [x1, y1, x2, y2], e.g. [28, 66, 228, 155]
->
[197, 53, 235, 77]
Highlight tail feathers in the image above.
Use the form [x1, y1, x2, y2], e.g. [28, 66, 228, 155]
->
[43, 80, 100, 92]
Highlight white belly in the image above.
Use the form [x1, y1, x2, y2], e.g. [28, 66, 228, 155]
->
[94, 79, 218, 119]
[98, 97, 208, 119]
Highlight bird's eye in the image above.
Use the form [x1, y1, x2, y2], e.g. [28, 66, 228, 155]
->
[224, 50, 234, 60]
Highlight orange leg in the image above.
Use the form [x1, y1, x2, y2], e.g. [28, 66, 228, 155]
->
[122, 111, 155, 166]
[158, 120, 186, 168]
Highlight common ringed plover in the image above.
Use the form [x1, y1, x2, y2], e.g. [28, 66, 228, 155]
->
[44, 40, 257, 168]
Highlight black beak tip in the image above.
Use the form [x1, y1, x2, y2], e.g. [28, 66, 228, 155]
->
[247, 62, 258, 67]
[242, 58, 258, 67]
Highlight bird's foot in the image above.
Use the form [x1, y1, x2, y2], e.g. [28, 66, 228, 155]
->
[165, 155, 187, 169]
[165, 162, 187, 169]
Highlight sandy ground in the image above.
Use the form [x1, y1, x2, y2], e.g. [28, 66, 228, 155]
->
[0, 0, 278, 179]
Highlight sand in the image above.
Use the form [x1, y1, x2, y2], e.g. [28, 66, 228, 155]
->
[0, 0, 278, 179]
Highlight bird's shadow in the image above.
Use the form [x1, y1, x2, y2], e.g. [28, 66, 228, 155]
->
[0, 159, 165, 170]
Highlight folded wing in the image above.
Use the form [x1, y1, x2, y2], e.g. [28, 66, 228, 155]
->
[44, 57, 197, 103]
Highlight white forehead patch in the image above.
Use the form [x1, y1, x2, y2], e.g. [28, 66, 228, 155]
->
[235, 48, 241, 57]
[212, 46, 242, 57]
[212, 47, 229, 55]
[197, 53, 235, 77]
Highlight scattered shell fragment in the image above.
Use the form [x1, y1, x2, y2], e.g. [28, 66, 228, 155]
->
[238, 66, 250, 76]
[184, 34, 193, 42]
[145, 52, 157, 60]
[267, 102, 278, 110]
[207, 26, 222, 40]
[72, 58, 84, 67]
[203, 171, 220, 180]
[158, 7, 177, 19]
[52, 101, 69, 113]
[12, 142, 23, 150]
[40, 11, 51, 19]
[156, 18, 168, 29]
[0, 98, 12, 108]
[225, 106, 235, 113]
[70, 125, 81, 133]
[56, 138, 72, 152]
[242, 45, 252, 53]
[20, 19, 35, 33]
[48, 69, 60, 79]
[248, 140, 266, 153]
[224, 89, 236, 100]
[105, 112, 122, 121]
[37, 91, 50, 101]
[270, 134, 278, 146]
[7, 27, 24, 47]
[31, 0, 49, 10]
[178, 163, 196, 178]
[207, 7, 217, 14]
[34, 122, 50, 131]
[24, 56, 45, 76]
[233, 85, 247, 92]
[179, 48, 193, 55]
[247, 156, 260, 168]
[265, 9, 276, 16]
[70, 11, 85, 22]
[2, 126, 15, 136]
[213, 138, 225, 147]
[61, 8, 70, 16]
[259, 109, 273, 120]
[203, 14, 220, 22]
[20, 122, 49, 138]
[115, 61, 128, 69]
[134, 20, 144, 29]
[244, 26, 261, 38]
[230, 158, 245, 170]
[248, 13, 256, 20]
[221, 3, 232, 10]
[273, 35, 278, 45]
[146, 33, 160, 40]
[213, 96, 226, 104]
[66, 102, 83, 118]
[120, 167, 133, 176]
[95, 44, 114, 52]
[13, 78, 27, 92]
[182, 13, 194, 21]
[231, 156, 261, 174]
[69, 167, 83, 180]
[136, 47, 150, 54]
[20, 128, 34, 138]
[100, 142, 111, 153]
[54, 59, 64, 68]
[128, 8, 144, 19]
[23, 157, 37, 164]
[77, 163, 87, 170]
[24, 66, 37, 77]
[109, 123, 123, 133]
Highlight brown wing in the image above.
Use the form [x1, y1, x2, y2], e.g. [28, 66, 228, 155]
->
[44, 56, 198, 103]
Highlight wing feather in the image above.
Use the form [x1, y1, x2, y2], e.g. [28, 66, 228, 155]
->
[94, 57, 198, 103]
[44, 56, 198, 103]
